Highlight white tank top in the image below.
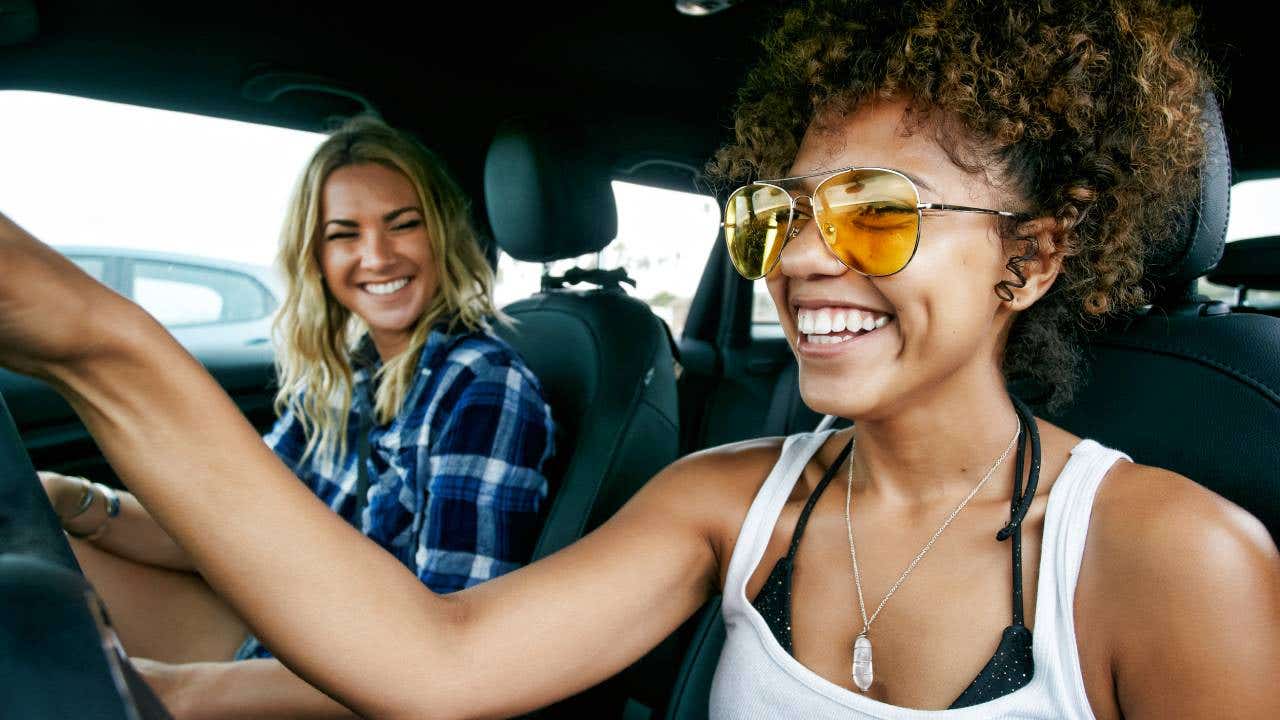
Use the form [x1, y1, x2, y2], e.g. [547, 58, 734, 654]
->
[710, 429, 1129, 719]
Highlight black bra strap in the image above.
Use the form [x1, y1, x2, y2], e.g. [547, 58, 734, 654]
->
[999, 396, 1042, 541]
[1000, 395, 1041, 628]
[784, 436, 855, 561]
[1008, 415, 1027, 628]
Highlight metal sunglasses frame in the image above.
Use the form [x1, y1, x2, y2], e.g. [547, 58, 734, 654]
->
[725, 165, 1028, 279]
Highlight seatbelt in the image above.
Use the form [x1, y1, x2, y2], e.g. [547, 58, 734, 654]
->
[354, 411, 372, 523]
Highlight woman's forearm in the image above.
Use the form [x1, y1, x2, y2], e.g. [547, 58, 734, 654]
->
[166, 659, 359, 720]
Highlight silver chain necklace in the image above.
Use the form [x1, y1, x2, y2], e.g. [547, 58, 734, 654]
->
[844, 426, 1021, 692]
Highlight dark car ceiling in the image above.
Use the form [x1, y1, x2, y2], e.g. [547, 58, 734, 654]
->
[1, 0, 1276, 208]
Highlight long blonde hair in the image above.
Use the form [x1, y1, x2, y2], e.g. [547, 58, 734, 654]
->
[273, 115, 498, 464]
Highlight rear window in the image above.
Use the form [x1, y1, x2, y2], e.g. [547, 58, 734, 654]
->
[1198, 177, 1280, 308]
[494, 181, 720, 337]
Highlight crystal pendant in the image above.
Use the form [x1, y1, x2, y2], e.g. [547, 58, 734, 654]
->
[852, 633, 874, 691]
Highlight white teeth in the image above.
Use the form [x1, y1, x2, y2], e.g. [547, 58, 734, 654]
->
[796, 306, 893, 338]
[814, 308, 832, 335]
[365, 278, 410, 295]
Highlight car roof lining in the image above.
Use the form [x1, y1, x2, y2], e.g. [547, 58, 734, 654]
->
[0, 1, 1274, 203]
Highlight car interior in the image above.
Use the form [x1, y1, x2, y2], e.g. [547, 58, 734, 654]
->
[0, 1, 1277, 718]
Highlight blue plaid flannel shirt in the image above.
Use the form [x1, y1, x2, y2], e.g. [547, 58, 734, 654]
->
[238, 326, 554, 660]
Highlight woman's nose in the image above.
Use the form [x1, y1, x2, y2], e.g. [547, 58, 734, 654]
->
[358, 230, 395, 270]
[777, 213, 847, 280]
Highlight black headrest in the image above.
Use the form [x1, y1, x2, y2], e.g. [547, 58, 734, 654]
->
[1206, 236, 1280, 291]
[1150, 93, 1232, 296]
[484, 119, 618, 263]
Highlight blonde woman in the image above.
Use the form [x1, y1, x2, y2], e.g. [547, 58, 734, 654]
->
[35, 116, 555, 718]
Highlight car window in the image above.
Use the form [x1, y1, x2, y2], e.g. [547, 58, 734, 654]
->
[1198, 177, 1280, 308]
[753, 280, 781, 326]
[130, 261, 275, 327]
[494, 181, 720, 337]
[0, 90, 319, 331]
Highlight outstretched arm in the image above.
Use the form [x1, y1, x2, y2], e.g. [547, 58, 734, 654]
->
[0, 214, 727, 719]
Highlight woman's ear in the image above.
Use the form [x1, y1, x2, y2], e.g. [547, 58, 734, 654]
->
[994, 217, 1065, 309]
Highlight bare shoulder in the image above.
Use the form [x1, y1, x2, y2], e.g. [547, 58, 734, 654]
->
[1079, 460, 1280, 716]
[627, 435, 793, 577]
[636, 434, 789, 520]
[1088, 461, 1277, 581]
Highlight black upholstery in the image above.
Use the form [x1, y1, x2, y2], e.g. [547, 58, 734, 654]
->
[1147, 94, 1232, 300]
[0, 393, 173, 718]
[1042, 311, 1280, 538]
[665, 94, 1280, 719]
[493, 292, 679, 560]
[484, 119, 681, 717]
[485, 118, 618, 263]
[0, 387, 79, 571]
[1207, 235, 1280, 291]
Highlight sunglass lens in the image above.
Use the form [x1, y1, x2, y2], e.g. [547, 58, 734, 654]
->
[724, 184, 792, 279]
[815, 170, 919, 276]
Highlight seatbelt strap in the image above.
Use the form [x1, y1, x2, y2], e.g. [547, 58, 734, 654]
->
[354, 410, 372, 523]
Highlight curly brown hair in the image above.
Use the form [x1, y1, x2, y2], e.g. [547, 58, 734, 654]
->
[710, 0, 1213, 408]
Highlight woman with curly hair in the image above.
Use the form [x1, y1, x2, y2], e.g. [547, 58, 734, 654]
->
[0, 1, 1276, 718]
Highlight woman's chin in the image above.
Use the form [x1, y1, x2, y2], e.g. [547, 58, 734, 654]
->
[797, 374, 883, 423]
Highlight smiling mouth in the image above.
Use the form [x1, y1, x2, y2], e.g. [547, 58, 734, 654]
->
[361, 277, 411, 296]
[796, 306, 893, 345]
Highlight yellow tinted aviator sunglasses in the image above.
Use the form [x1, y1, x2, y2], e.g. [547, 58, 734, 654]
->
[723, 166, 1027, 280]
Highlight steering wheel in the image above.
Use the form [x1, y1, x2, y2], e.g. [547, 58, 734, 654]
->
[0, 390, 173, 719]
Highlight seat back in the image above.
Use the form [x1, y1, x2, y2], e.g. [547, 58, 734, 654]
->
[485, 119, 681, 717]
[1041, 97, 1279, 542]
[493, 290, 680, 560]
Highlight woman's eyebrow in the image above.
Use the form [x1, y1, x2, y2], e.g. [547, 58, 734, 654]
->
[779, 166, 937, 194]
[383, 206, 420, 223]
[323, 219, 357, 229]
[899, 171, 935, 194]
